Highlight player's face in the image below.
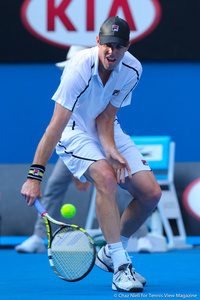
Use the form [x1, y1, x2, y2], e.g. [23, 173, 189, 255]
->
[96, 36, 129, 72]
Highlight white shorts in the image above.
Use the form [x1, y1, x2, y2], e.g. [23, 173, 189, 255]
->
[56, 123, 151, 182]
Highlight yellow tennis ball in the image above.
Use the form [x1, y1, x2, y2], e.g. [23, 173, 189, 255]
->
[60, 204, 76, 218]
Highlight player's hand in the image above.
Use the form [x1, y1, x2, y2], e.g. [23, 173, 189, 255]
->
[72, 175, 91, 191]
[21, 179, 42, 206]
[106, 149, 132, 184]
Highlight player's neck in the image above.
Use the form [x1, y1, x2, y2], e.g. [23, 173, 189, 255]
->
[98, 67, 112, 86]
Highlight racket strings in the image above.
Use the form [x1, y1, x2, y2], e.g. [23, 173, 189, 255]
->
[50, 227, 94, 281]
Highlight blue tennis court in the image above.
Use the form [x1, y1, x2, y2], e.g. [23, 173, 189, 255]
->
[1, 247, 200, 300]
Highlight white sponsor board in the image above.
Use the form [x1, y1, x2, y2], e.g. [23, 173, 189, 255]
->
[21, 0, 162, 48]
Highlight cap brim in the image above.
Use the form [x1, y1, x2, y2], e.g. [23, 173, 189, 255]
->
[99, 36, 129, 47]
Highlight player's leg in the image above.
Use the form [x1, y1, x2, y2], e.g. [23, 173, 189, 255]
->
[95, 128, 160, 286]
[112, 126, 162, 238]
[85, 159, 120, 245]
[117, 188, 152, 253]
[120, 170, 161, 238]
[56, 131, 143, 291]
[95, 171, 160, 286]
[84, 160, 143, 292]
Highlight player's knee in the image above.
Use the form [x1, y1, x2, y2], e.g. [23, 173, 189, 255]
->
[150, 185, 162, 208]
[140, 184, 162, 212]
[96, 169, 117, 197]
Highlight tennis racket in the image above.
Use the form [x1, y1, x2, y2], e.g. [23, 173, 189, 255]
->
[34, 198, 96, 282]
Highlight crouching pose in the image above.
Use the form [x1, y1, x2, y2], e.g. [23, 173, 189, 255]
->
[21, 16, 161, 292]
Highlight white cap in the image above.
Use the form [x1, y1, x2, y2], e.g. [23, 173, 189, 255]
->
[55, 45, 87, 70]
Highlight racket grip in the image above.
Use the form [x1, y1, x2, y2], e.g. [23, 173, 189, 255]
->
[34, 198, 47, 216]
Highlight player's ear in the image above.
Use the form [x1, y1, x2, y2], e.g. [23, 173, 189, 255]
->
[96, 36, 100, 46]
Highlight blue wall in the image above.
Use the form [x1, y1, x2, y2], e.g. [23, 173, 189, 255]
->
[118, 61, 200, 162]
[1, 62, 199, 163]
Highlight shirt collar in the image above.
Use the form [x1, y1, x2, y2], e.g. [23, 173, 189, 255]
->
[93, 47, 99, 75]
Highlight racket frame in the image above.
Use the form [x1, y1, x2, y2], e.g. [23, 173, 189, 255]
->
[34, 199, 96, 282]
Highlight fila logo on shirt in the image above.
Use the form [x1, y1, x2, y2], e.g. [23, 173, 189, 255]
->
[112, 90, 120, 96]
[20, 0, 162, 49]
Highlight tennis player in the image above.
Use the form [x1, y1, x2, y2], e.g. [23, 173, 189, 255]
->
[21, 16, 161, 292]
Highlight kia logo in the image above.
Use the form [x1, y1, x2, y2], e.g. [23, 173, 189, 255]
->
[182, 178, 200, 221]
[21, 0, 162, 49]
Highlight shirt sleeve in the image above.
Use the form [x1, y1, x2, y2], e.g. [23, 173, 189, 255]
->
[52, 67, 87, 112]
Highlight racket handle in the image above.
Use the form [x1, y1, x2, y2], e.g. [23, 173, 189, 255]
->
[34, 198, 47, 216]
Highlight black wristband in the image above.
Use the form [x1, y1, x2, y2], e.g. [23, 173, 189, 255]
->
[27, 164, 45, 181]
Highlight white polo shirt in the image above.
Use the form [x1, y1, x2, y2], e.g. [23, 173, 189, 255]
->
[52, 46, 142, 137]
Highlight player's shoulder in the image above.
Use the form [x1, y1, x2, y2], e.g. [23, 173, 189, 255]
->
[62, 47, 96, 81]
[71, 47, 96, 70]
[122, 51, 142, 77]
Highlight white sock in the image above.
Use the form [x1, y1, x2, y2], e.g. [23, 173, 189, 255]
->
[120, 236, 131, 262]
[105, 236, 129, 256]
[121, 235, 129, 250]
[108, 242, 131, 273]
[105, 244, 111, 257]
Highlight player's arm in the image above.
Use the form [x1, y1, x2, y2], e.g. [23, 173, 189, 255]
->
[21, 102, 72, 206]
[96, 102, 132, 184]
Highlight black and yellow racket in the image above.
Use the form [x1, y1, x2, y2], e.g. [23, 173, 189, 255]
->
[34, 198, 96, 282]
